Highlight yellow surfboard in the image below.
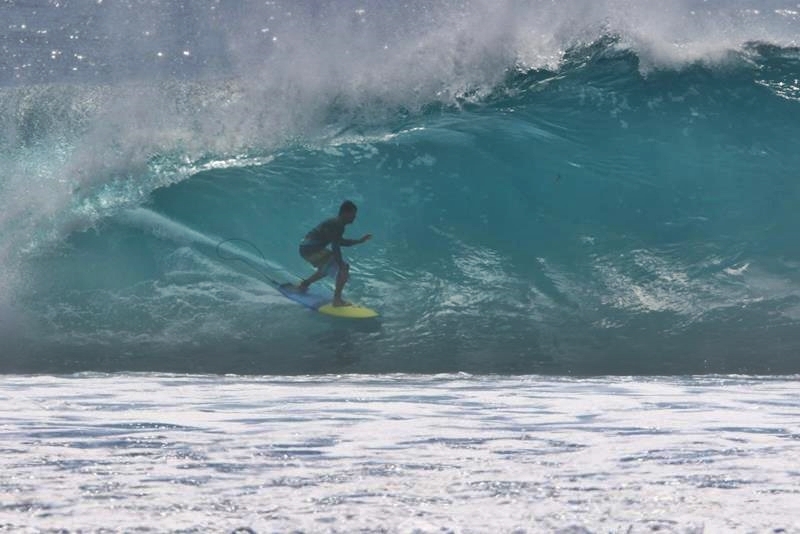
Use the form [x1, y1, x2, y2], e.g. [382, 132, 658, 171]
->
[278, 283, 379, 319]
[318, 303, 379, 319]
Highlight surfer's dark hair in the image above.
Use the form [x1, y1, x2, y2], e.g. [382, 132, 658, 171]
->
[339, 200, 357, 215]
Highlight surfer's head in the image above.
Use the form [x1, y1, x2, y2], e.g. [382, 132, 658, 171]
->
[339, 200, 358, 223]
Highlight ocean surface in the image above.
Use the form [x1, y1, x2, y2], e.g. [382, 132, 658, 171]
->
[1, 1, 800, 532]
[1, 0, 800, 374]
[1, 374, 799, 533]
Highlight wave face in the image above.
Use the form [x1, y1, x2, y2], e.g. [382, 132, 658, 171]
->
[2, 1, 800, 374]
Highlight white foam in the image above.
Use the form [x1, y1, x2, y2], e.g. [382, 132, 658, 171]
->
[1, 374, 798, 531]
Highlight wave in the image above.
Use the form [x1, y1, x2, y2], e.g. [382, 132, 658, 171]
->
[1, 1, 800, 374]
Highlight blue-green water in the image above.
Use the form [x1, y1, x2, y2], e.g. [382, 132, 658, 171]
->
[1, 1, 800, 374]
[2, 5, 800, 533]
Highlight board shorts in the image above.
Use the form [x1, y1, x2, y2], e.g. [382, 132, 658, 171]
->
[299, 246, 340, 278]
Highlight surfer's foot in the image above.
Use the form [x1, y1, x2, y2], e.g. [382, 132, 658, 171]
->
[332, 297, 351, 307]
[297, 281, 310, 293]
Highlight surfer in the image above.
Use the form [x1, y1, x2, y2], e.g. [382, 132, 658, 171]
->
[296, 200, 372, 306]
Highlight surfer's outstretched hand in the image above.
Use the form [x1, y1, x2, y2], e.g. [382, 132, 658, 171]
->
[359, 234, 372, 244]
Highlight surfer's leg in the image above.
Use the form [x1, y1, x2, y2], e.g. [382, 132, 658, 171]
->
[299, 267, 326, 292]
[333, 262, 350, 306]
[298, 249, 332, 291]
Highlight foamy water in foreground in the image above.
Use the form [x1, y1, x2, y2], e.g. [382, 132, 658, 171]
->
[1, 374, 798, 532]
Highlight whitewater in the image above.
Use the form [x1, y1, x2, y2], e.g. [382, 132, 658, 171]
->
[1, 1, 800, 532]
[1, 374, 798, 533]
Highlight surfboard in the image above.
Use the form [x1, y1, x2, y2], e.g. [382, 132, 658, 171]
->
[277, 283, 379, 319]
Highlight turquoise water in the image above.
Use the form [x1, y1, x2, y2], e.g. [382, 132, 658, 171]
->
[1, 1, 800, 373]
[2, 4, 800, 532]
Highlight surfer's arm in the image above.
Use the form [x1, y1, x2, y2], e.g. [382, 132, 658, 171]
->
[332, 234, 370, 266]
[340, 234, 372, 246]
